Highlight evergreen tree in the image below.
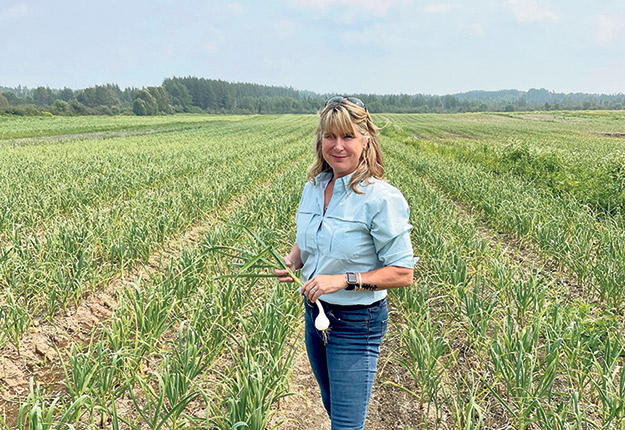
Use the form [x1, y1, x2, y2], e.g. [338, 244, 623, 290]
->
[2, 92, 19, 105]
[33, 86, 50, 106]
[0, 93, 9, 109]
[77, 87, 98, 108]
[163, 78, 192, 111]
[58, 87, 74, 101]
[147, 86, 173, 114]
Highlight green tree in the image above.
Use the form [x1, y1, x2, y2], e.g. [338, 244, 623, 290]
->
[58, 87, 74, 101]
[33, 86, 50, 106]
[163, 78, 192, 111]
[70, 99, 90, 114]
[95, 85, 121, 107]
[516, 97, 527, 109]
[53, 99, 70, 114]
[133, 98, 149, 116]
[2, 92, 19, 105]
[133, 89, 157, 115]
[146, 86, 173, 114]
[77, 87, 98, 107]
[0, 93, 9, 109]
[133, 87, 172, 115]
[443, 94, 458, 110]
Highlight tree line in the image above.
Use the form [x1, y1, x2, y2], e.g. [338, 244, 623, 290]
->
[1, 78, 624, 116]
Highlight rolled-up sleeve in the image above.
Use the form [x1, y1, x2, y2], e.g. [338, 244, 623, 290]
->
[370, 190, 416, 268]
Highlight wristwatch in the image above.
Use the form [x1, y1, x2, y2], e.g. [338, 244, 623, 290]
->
[345, 272, 358, 290]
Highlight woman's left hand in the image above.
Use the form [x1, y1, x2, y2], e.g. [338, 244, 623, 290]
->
[302, 274, 347, 303]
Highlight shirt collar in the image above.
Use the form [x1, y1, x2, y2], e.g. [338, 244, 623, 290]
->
[315, 171, 361, 214]
[316, 171, 356, 191]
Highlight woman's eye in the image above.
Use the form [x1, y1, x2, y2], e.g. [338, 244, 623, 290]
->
[344, 134, 354, 139]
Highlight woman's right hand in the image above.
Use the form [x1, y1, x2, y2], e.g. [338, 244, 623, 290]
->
[274, 255, 296, 282]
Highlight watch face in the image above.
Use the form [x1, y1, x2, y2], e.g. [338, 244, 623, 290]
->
[347, 272, 357, 285]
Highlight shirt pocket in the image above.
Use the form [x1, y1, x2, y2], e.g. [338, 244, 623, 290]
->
[327, 216, 373, 260]
[296, 207, 318, 252]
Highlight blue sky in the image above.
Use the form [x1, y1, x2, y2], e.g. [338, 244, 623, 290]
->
[1, 0, 624, 95]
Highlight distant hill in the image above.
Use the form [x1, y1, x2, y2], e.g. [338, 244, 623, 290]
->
[453, 88, 623, 106]
[453, 89, 527, 102]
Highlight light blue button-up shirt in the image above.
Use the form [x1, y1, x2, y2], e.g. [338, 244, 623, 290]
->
[296, 171, 416, 306]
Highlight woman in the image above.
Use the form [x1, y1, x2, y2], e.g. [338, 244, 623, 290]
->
[274, 96, 415, 429]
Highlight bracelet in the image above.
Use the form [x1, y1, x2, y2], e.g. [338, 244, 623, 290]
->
[357, 272, 362, 291]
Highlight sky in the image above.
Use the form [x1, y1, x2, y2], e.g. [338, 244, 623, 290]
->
[1, 0, 624, 95]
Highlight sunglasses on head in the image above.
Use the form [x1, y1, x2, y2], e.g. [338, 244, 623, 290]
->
[325, 96, 367, 111]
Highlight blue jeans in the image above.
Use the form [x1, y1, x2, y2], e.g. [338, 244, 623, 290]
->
[304, 298, 389, 430]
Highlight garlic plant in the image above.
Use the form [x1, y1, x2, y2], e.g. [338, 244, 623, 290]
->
[206, 224, 331, 338]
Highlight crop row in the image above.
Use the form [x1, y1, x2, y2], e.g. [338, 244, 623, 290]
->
[381, 121, 625, 429]
[0, 114, 227, 140]
[3, 145, 309, 428]
[383, 112, 625, 215]
[0, 115, 315, 350]
[380, 120, 625, 310]
[0, 115, 311, 231]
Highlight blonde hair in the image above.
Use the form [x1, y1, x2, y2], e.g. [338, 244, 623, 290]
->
[307, 99, 384, 193]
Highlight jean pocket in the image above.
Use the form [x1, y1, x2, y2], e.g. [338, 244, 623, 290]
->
[380, 318, 388, 337]
[328, 308, 370, 326]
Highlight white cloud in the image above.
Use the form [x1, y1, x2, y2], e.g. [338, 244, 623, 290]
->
[593, 15, 624, 45]
[8, 2, 28, 17]
[341, 24, 403, 49]
[339, 20, 438, 51]
[201, 26, 224, 54]
[425, 3, 451, 14]
[506, 0, 558, 23]
[472, 22, 485, 37]
[0, 2, 28, 22]
[275, 19, 297, 39]
[288, 0, 406, 15]
[226, 3, 244, 15]
[202, 41, 219, 54]
[289, 0, 335, 11]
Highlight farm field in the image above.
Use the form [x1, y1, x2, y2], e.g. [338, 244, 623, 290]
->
[1, 111, 625, 429]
